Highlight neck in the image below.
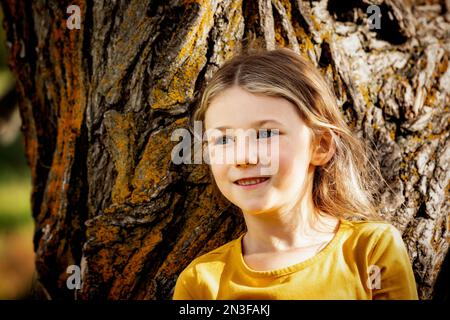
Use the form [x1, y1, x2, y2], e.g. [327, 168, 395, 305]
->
[241, 196, 340, 254]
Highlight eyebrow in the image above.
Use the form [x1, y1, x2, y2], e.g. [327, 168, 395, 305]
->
[213, 119, 283, 131]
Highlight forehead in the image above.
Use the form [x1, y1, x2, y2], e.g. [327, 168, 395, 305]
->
[204, 86, 301, 129]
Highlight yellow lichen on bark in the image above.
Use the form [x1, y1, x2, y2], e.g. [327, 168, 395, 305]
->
[131, 118, 188, 204]
[104, 111, 135, 205]
[150, 0, 215, 110]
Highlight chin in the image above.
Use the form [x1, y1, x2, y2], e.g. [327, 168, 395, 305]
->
[237, 203, 271, 215]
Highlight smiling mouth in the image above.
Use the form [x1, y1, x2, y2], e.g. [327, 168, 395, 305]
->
[234, 177, 270, 186]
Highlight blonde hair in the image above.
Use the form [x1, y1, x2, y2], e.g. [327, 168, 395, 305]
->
[192, 47, 388, 221]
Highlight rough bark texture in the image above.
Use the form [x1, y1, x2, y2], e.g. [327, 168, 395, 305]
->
[1, 0, 448, 300]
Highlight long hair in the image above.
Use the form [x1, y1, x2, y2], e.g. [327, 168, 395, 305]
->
[191, 47, 390, 221]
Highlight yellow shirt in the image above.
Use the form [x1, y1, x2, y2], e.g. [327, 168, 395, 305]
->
[173, 219, 418, 300]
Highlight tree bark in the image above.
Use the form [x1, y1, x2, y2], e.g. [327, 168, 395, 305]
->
[1, 0, 448, 300]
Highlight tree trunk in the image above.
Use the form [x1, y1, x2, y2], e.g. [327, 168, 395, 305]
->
[1, 0, 448, 300]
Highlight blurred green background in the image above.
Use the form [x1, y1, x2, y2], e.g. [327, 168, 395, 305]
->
[0, 7, 35, 299]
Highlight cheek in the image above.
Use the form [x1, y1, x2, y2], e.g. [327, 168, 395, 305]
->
[209, 164, 234, 201]
[276, 141, 311, 181]
[210, 164, 228, 185]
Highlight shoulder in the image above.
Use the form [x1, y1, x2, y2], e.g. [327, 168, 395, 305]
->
[174, 237, 241, 299]
[339, 219, 404, 254]
[177, 236, 241, 281]
[341, 219, 401, 240]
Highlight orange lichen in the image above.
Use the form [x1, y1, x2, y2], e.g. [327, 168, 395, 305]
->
[130, 118, 188, 204]
[425, 89, 436, 106]
[389, 130, 396, 140]
[108, 199, 178, 299]
[150, 1, 213, 110]
[37, 2, 87, 227]
[96, 248, 115, 283]
[293, 20, 315, 54]
[359, 85, 371, 106]
[95, 224, 121, 245]
[424, 122, 446, 140]
[400, 173, 409, 182]
[280, 0, 292, 20]
[275, 27, 286, 47]
[311, 15, 321, 32]
[104, 111, 135, 205]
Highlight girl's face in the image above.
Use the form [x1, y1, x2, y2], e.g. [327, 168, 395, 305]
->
[204, 86, 319, 215]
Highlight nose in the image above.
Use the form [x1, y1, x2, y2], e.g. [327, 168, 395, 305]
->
[235, 134, 258, 167]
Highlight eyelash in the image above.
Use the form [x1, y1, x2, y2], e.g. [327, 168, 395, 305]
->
[213, 129, 280, 145]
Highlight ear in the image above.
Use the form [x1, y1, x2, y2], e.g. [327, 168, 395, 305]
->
[310, 130, 336, 166]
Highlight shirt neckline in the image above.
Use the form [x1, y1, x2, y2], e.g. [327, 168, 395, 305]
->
[235, 218, 347, 277]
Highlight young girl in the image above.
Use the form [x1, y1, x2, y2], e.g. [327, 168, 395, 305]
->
[172, 47, 418, 300]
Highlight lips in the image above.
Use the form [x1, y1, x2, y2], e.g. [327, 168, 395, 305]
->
[234, 177, 270, 186]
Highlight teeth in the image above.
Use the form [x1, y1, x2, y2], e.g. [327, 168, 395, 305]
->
[236, 178, 268, 186]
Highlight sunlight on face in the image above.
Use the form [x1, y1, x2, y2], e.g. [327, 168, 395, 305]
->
[204, 86, 316, 215]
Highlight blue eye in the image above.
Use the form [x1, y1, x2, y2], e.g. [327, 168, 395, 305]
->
[215, 135, 233, 145]
[258, 129, 279, 139]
